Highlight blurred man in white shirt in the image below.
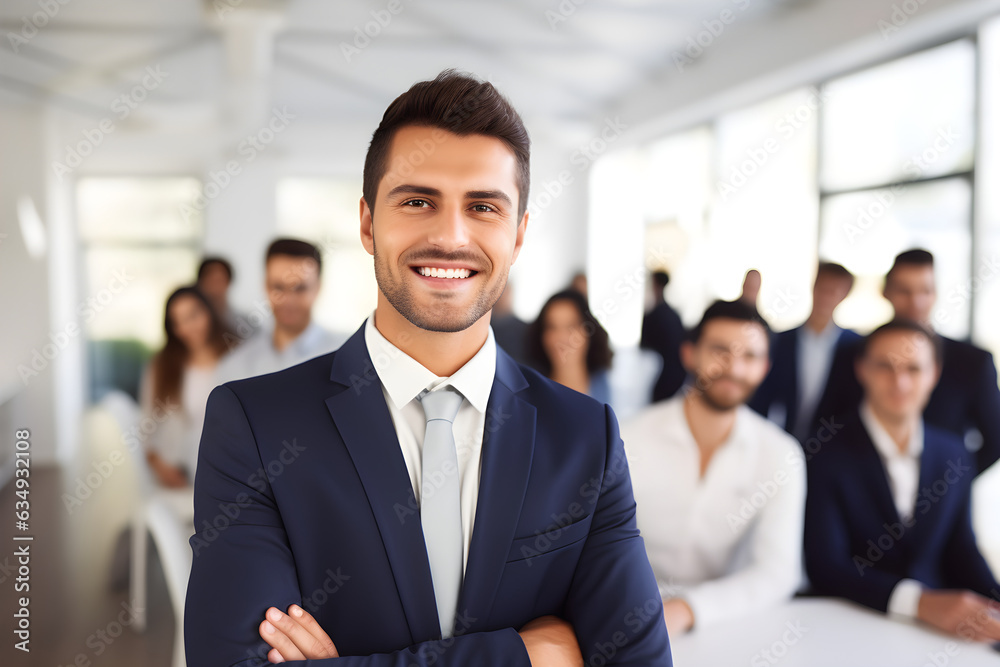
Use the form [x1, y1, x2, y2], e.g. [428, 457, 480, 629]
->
[623, 299, 806, 635]
[216, 238, 346, 382]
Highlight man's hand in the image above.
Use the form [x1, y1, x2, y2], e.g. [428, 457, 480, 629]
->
[146, 450, 188, 488]
[662, 598, 694, 636]
[518, 615, 583, 667]
[917, 590, 1000, 641]
[259, 604, 339, 663]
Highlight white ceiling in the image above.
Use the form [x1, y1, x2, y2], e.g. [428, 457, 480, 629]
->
[0, 0, 812, 136]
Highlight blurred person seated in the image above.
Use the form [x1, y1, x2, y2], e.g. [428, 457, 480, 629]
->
[818, 249, 1000, 475]
[739, 268, 762, 306]
[490, 283, 529, 365]
[804, 319, 1000, 642]
[641, 270, 687, 403]
[140, 286, 229, 488]
[749, 261, 860, 443]
[623, 299, 805, 636]
[526, 289, 613, 404]
[215, 238, 346, 383]
[196, 255, 243, 336]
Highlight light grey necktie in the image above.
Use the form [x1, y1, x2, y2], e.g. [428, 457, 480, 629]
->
[418, 386, 464, 638]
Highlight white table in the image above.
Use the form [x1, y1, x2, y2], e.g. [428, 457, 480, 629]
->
[669, 597, 1000, 666]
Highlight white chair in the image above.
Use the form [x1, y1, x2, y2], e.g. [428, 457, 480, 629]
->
[101, 390, 193, 667]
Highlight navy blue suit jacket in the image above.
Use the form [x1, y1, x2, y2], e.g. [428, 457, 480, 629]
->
[748, 325, 861, 438]
[815, 335, 1000, 474]
[640, 301, 687, 403]
[803, 412, 999, 612]
[184, 323, 671, 666]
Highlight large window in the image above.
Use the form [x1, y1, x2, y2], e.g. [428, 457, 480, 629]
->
[275, 178, 374, 335]
[818, 39, 976, 340]
[592, 36, 995, 364]
[77, 177, 203, 399]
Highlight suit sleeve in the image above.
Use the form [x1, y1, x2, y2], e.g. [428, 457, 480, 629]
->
[184, 385, 531, 667]
[939, 450, 1000, 596]
[561, 404, 673, 666]
[971, 351, 1000, 474]
[803, 456, 905, 612]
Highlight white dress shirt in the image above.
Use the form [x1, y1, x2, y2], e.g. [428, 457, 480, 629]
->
[364, 312, 497, 575]
[793, 322, 842, 442]
[216, 320, 346, 383]
[859, 402, 925, 619]
[139, 363, 217, 478]
[622, 395, 806, 628]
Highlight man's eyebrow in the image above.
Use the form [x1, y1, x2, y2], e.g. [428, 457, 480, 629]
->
[385, 184, 442, 199]
[466, 190, 513, 208]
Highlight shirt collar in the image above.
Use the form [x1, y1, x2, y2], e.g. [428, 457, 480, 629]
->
[800, 321, 841, 344]
[859, 401, 924, 460]
[363, 310, 496, 413]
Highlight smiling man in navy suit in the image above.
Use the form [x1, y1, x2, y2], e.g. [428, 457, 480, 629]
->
[804, 319, 1000, 642]
[184, 70, 671, 666]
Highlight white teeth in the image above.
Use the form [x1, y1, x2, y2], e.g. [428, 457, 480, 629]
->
[417, 267, 473, 279]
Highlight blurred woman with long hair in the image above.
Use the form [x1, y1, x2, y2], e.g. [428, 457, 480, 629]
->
[526, 289, 614, 404]
[139, 285, 229, 488]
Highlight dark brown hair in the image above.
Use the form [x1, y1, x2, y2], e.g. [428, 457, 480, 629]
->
[861, 318, 942, 365]
[815, 261, 854, 288]
[886, 248, 934, 286]
[266, 238, 323, 275]
[689, 299, 772, 345]
[526, 289, 613, 376]
[363, 69, 531, 221]
[150, 286, 229, 406]
[197, 256, 233, 282]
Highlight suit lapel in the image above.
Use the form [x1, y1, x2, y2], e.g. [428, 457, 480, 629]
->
[852, 416, 906, 526]
[325, 325, 440, 642]
[784, 329, 800, 430]
[458, 348, 536, 630]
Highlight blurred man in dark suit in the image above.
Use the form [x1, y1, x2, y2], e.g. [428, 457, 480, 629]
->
[805, 320, 1000, 642]
[749, 262, 860, 443]
[641, 271, 687, 402]
[816, 249, 1000, 475]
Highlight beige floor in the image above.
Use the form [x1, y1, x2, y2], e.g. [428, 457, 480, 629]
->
[0, 409, 175, 667]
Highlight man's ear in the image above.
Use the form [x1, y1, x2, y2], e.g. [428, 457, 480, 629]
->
[680, 340, 696, 373]
[360, 196, 375, 257]
[510, 210, 529, 265]
[854, 356, 868, 390]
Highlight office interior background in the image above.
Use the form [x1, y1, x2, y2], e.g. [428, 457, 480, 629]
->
[2, 0, 1000, 664]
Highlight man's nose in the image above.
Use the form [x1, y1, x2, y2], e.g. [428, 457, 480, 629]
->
[426, 205, 471, 250]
